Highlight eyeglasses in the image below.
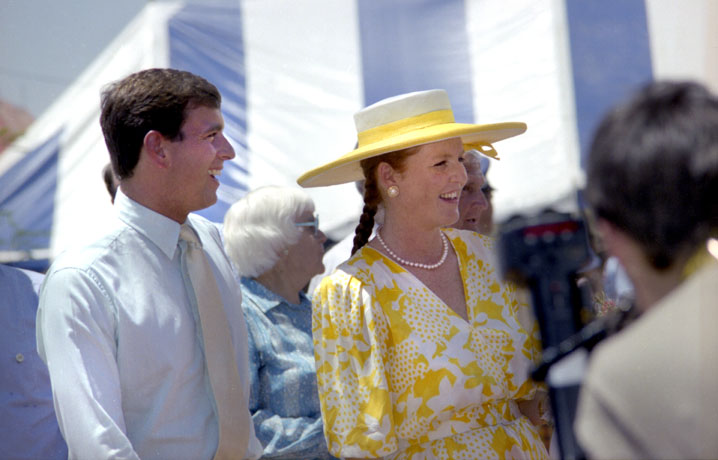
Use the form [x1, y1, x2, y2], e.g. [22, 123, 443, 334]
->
[294, 215, 320, 236]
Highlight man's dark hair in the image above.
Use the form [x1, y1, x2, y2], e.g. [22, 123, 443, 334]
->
[100, 68, 221, 179]
[586, 80, 718, 269]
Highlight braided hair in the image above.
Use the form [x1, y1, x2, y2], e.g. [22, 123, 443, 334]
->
[351, 146, 417, 254]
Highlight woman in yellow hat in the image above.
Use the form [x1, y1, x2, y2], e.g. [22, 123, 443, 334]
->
[298, 89, 548, 459]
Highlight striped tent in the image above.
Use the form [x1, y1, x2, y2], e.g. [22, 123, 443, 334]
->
[4, 0, 709, 271]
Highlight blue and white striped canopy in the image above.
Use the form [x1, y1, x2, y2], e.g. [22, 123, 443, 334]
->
[0, 0, 656, 270]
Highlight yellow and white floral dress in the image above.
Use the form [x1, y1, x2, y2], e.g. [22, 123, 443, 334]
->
[312, 228, 548, 459]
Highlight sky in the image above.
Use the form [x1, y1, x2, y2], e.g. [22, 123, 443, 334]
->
[0, 0, 149, 117]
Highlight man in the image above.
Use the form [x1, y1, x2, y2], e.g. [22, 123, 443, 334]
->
[0, 265, 67, 459]
[478, 176, 495, 235]
[454, 149, 492, 235]
[575, 81, 718, 459]
[37, 68, 262, 459]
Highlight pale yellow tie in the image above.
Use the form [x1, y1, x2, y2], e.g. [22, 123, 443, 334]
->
[179, 224, 249, 460]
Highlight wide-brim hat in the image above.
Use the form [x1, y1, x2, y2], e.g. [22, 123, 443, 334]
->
[297, 89, 526, 187]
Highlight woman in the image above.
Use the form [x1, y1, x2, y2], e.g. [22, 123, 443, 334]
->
[223, 185, 336, 460]
[298, 90, 548, 459]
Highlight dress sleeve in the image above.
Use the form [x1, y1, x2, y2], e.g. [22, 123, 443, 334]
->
[36, 268, 140, 460]
[312, 270, 398, 459]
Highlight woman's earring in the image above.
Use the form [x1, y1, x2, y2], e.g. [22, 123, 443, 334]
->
[387, 185, 399, 198]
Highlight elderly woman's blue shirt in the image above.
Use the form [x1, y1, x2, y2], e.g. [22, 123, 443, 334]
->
[240, 277, 335, 460]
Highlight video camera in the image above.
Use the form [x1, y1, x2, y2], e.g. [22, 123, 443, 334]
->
[497, 209, 600, 460]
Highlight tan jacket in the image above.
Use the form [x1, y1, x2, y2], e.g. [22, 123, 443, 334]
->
[575, 258, 718, 459]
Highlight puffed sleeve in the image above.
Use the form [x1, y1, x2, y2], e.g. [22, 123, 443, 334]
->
[312, 269, 398, 459]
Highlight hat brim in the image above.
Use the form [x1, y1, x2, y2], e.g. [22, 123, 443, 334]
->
[297, 121, 526, 187]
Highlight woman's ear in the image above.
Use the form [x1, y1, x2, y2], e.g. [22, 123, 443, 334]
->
[143, 130, 169, 168]
[377, 161, 398, 189]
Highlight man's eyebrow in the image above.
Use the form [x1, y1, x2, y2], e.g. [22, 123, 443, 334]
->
[202, 123, 224, 135]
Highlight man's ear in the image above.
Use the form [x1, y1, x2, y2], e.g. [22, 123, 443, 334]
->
[143, 130, 170, 168]
[597, 218, 637, 267]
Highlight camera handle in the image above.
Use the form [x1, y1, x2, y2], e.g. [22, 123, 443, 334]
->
[498, 211, 593, 460]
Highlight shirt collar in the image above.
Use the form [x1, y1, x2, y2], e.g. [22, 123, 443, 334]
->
[114, 188, 182, 259]
[240, 277, 310, 313]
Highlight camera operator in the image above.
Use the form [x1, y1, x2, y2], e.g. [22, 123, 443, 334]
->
[574, 81, 718, 459]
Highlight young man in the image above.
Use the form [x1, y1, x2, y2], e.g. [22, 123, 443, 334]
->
[575, 81, 718, 459]
[37, 68, 261, 459]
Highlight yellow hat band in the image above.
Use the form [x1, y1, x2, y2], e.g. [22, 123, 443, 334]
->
[357, 109, 455, 148]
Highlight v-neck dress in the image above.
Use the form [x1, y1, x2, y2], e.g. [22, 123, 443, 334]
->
[312, 228, 548, 459]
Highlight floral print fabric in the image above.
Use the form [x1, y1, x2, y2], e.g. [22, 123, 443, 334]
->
[312, 228, 548, 459]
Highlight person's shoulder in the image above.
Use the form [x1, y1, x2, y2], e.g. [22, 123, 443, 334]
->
[622, 260, 718, 345]
[585, 297, 689, 388]
[444, 227, 494, 247]
[18, 267, 45, 292]
[589, 260, 718, 381]
[47, 225, 129, 275]
[238, 278, 269, 307]
[0, 264, 44, 293]
[315, 255, 369, 296]
[443, 228, 497, 263]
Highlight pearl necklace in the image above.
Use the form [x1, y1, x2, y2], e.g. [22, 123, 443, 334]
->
[375, 228, 449, 270]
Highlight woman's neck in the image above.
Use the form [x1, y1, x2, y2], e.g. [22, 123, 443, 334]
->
[377, 217, 446, 263]
[254, 267, 303, 305]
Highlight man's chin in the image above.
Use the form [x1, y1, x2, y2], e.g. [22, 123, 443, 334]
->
[460, 220, 480, 233]
[192, 194, 218, 213]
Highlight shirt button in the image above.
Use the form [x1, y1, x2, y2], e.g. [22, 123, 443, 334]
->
[15, 353, 24, 363]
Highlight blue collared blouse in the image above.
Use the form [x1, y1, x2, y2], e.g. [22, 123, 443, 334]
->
[240, 277, 336, 459]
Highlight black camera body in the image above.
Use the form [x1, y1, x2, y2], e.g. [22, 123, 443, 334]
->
[498, 210, 591, 349]
[497, 210, 593, 460]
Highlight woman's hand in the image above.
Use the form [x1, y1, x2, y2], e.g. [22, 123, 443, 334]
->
[517, 391, 549, 426]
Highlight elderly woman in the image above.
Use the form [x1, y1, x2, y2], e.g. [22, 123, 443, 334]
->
[298, 90, 547, 459]
[223, 185, 335, 460]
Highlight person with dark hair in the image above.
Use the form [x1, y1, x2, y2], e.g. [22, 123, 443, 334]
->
[37, 68, 261, 459]
[575, 81, 718, 459]
[298, 89, 548, 459]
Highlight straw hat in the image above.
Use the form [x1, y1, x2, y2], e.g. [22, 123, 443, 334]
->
[297, 89, 526, 187]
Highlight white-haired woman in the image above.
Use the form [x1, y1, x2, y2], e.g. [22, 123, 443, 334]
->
[298, 90, 548, 459]
[223, 185, 335, 460]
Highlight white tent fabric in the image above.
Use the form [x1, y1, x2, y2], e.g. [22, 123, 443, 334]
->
[5, 0, 710, 270]
[0, 4, 182, 268]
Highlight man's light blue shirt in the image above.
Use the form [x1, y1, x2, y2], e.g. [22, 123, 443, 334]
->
[0, 265, 67, 459]
[240, 277, 336, 459]
[36, 189, 262, 460]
